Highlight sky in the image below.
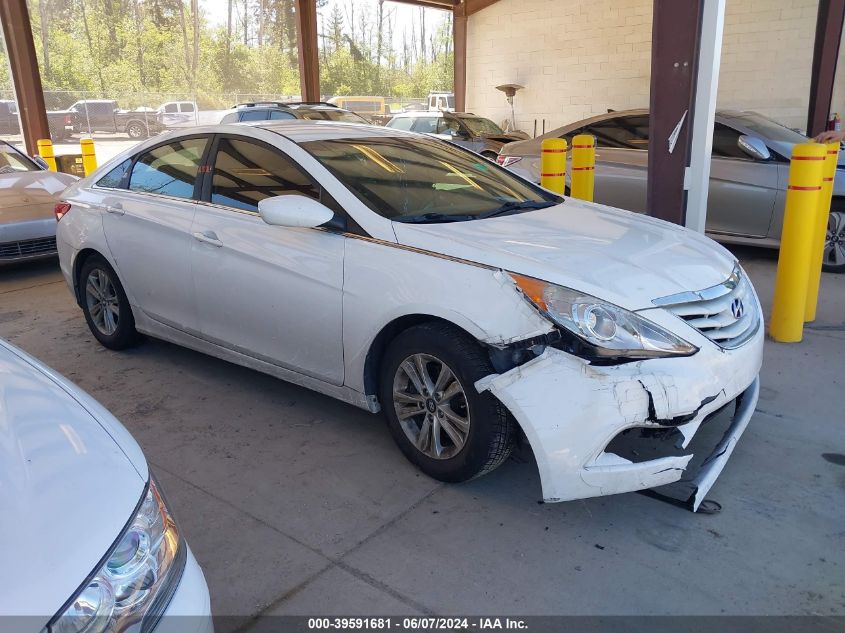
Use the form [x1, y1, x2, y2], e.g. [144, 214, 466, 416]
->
[201, 0, 450, 49]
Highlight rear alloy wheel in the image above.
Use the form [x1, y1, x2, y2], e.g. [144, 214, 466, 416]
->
[80, 256, 139, 349]
[126, 122, 148, 139]
[823, 211, 845, 273]
[380, 322, 515, 482]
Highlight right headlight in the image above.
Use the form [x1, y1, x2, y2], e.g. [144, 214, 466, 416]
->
[510, 273, 698, 360]
[50, 477, 185, 633]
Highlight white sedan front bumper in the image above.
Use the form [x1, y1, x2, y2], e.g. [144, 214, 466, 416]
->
[154, 546, 213, 633]
[477, 324, 763, 511]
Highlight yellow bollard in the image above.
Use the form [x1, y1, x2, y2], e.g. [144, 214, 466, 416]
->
[570, 134, 596, 201]
[36, 139, 57, 172]
[804, 141, 840, 322]
[80, 138, 97, 176]
[540, 138, 567, 194]
[769, 143, 826, 342]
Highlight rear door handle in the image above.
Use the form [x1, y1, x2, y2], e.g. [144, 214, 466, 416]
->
[193, 230, 223, 247]
[105, 203, 124, 215]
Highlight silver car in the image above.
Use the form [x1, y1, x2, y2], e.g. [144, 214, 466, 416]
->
[498, 109, 845, 272]
[387, 111, 529, 159]
[0, 141, 77, 265]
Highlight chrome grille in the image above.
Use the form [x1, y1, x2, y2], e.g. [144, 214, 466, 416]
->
[0, 237, 57, 259]
[653, 265, 760, 349]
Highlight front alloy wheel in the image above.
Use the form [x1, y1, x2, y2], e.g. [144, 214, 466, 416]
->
[824, 211, 845, 272]
[379, 322, 515, 483]
[393, 353, 470, 460]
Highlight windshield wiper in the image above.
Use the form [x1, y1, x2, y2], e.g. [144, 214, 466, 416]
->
[394, 212, 478, 224]
[476, 200, 558, 220]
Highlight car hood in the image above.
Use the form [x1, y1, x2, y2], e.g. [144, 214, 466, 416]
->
[391, 199, 737, 311]
[0, 340, 147, 621]
[0, 171, 77, 220]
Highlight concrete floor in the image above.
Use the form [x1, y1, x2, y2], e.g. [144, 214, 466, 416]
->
[1, 246, 843, 627]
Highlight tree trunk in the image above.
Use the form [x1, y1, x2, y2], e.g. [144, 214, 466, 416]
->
[192, 0, 200, 91]
[226, 0, 233, 75]
[243, 0, 249, 46]
[178, 2, 192, 84]
[79, 0, 106, 94]
[36, 0, 50, 80]
[258, 0, 266, 47]
[134, 0, 145, 87]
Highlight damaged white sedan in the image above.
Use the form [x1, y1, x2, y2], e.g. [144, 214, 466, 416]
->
[55, 121, 762, 510]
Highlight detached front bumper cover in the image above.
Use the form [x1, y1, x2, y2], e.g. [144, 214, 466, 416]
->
[476, 345, 761, 511]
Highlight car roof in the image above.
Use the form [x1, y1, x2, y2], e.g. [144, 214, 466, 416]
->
[257, 120, 408, 142]
[390, 111, 479, 119]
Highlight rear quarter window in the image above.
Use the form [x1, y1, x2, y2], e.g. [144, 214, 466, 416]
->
[96, 159, 132, 189]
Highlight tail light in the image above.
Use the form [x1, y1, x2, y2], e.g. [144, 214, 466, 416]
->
[496, 155, 522, 167]
[54, 202, 71, 221]
[64, 114, 72, 125]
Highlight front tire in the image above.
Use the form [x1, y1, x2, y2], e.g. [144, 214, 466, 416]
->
[379, 322, 515, 483]
[79, 255, 139, 349]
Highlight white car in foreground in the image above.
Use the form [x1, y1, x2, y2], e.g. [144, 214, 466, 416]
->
[56, 121, 763, 510]
[0, 339, 212, 632]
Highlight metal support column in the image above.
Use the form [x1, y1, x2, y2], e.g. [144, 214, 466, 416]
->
[807, 0, 845, 138]
[646, 0, 703, 226]
[686, 0, 725, 234]
[453, 3, 468, 112]
[295, 0, 320, 102]
[0, 0, 50, 155]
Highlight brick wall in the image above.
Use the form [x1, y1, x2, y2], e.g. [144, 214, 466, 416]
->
[466, 0, 845, 135]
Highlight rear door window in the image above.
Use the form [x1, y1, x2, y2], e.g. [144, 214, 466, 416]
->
[389, 118, 414, 131]
[209, 137, 319, 212]
[240, 110, 268, 122]
[412, 117, 438, 134]
[128, 137, 208, 199]
[269, 110, 297, 120]
[586, 116, 649, 149]
[96, 159, 132, 189]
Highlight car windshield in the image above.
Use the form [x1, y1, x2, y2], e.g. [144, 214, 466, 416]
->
[298, 109, 369, 124]
[461, 117, 504, 136]
[303, 135, 559, 222]
[0, 142, 37, 173]
[734, 113, 808, 144]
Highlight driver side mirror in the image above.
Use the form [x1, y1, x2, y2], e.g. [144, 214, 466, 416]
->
[258, 194, 337, 229]
[738, 135, 771, 161]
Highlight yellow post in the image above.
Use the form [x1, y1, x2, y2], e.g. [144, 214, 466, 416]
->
[804, 141, 840, 322]
[540, 138, 567, 194]
[36, 139, 57, 172]
[570, 134, 595, 201]
[769, 143, 826, 342]
[80, 138, 98, 176]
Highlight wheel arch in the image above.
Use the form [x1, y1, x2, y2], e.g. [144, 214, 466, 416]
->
[362, 313, 483, 399]
[72, 248, 117, 306]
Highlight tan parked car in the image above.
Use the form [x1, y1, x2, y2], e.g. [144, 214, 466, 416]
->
[0, 141, 77, 265]
[498, 109, 845, 272]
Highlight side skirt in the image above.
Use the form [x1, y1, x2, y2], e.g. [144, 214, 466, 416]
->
[135, 315, 380, 414]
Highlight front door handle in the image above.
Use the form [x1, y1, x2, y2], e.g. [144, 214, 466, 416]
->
[193, 230, 223, 247]
[105, 203, 124, 215]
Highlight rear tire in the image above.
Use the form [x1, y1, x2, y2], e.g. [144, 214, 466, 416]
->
[79, 255, 139, 350]
[379, 322, 515, 483]
[822, 209, 845, 273]
[126, 121, 148, 139]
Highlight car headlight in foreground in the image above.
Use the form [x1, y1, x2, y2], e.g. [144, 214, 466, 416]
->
[510, 273, 698, 360]
[50, 477, 185, 633]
